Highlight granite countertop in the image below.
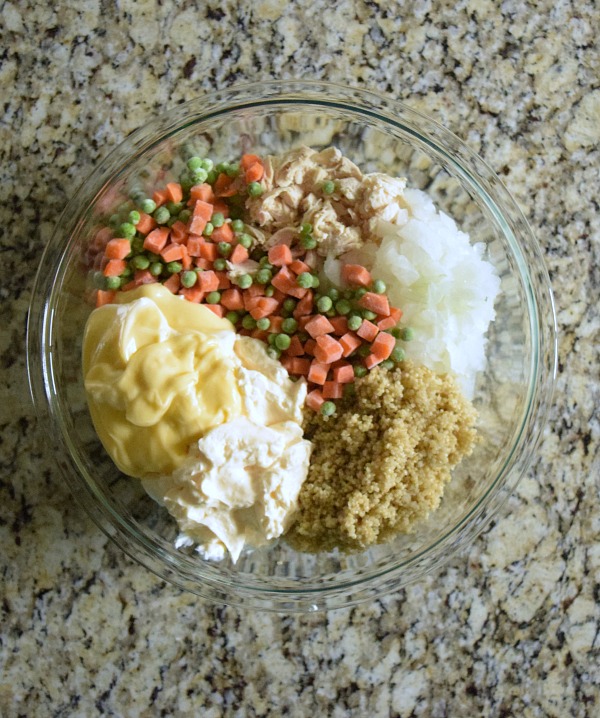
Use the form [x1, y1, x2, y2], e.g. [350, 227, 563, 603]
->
[1, 1, 599, 715]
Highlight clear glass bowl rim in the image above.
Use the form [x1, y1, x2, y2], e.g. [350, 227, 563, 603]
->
[26, 80, 557, 612]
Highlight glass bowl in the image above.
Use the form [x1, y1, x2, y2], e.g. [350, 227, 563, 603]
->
[26, 81, 557, 611]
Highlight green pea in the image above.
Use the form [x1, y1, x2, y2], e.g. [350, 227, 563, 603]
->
[166, 261, 182, 274]
[119, 222, 136, 239]
[254, 268, 270, 285]
[190, 168, 208, 183]
[317, 296, 333, 313]
[283, 298, 297, 313]
[187, 157, 203, 171]
[138, 198, 156, 215]
[354, 287, 367, 299]
[372, 279, 386, 294]
[226, 311, 240, 325]
[121, 265, 132, 278]
[402, 327, 415, 341]
[348, 315, 362, 331]
[203, 222, 214, 237]
[335, 299, 352, 315]
[358, 345, 371, 358]
[362, 309, 378, 321]
[92, 271, 105, 289]
[264, 285, 275, 297]
[150, 262, 163, 277]
[322, 180, 335, 195]
[108, 214, 120, 228]
[321, 401, 336, 416]
[225, 162, 240, 178]
[131, 255, 150, 270]
[311, 274, 320, 289]
[179, 172, 193, 193]
[242, 314, 257, 330]
[327, 287, 340, 301]
[201, 158, 213, 171]
[301, 235, 317, 250]
[165, 202, 182, 216]
[213, 258, 227, 271]
[326, 308, 337, 318]
[218, 242, 232, 257]
[267, 332, 278, 346]
[247, 181, 263, 197]
[297, 332, 309, 343]
[211, 212, 225, 228]
[256, 317, 271, 331]
[206, 291, 221, 304]
[154, 206, 170, 225]
[128, 210, 141, 225]
[275, 333, 291, 350]
[300, 222, 312, 236]
[266, 346, 281, 360]
[178, 209, 191, 224]
[282, 318, 298, 334]
[181, 270, 197, 288]
[237, 274, 253, 289]
[391, 346, 406, 363]
[353, 365, 368, 378]
[232, 219, 244, 233]
[206, 169, 218, 184]
[381, 360, 395, 370]
[238, 233, 253, 249]
[259, 257, 273, 269]
[297, 272, 313, 289]
[390, 327, 402, 339]
[105, 275, 122, 290]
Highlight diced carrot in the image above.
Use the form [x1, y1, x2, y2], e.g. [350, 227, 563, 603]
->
[314, 335, 344, 364]
[245, 162, 264, 184]
[105, 238, 131, 260]
[289, 259, 310, 275]
[342, 264, 372, 288]
[121, 280, 137, 292]
[180, 245, 192, 270]
[305, 314, 335, 339]
[187, 236, 204, 257]
[308, 361, 329, 386]
[376, 316, 397, 331]
[152, 188, 168, 207]
[286, 285, 309, 300]
[143, 227, 170, 253]
[244, 295, 263, 312]
[179, 286, 205, 303]
[204, 304, 226, 318]
[268, 316, 283, 333]
[230, 244, 249, 264]
[251, 328, 269, 341]
[389, 306, 403, 323]
[165, 182, 183, 204]
[271, 266, 296, 293]
[221, 288, 244, 311]
[371, 331, 395, 360]
[163, 274, 180, 294]
[284, 335, 304, 357]
[190, 184, 215, 203]
[103, 259, 126, 277]
[194, 257, 212, 270]
[135, 212, 156, 235]
[268, 244, 293, 267]
[160, 243, 184, 262]
[304, 338, 317, 356]
[339, 332, 362, 357]
[197, 270, 219, 292]
[245, 283, 265, 298]
[289, 357, 311, 375]
[198, 243, 218, 261]
[193, 199, 214, 221]
[358, 291, 390, 317]
[189, 215, 208, 236]
[328, 316, 348, 335]
[211, 223, 234, 244]
[214, 173, 236, 197]
[333, 364, 354, 383]
[240, 153, 262, 170]
[357, 319, 379, 342]
[364, 353, 383, 370]
[279, 356, 294, 373]
[96, 289, 116, 307]
[323, 381, 343, 399]
[249, 297, 280, 320]
[215, 271, 231, 290]
[133, 269, 156, 286]
[273, 288, 287, 304]
[298, 315, 313, 331]
[170, 220, 189, 244]
[293, 291, 314, 317]
[306, 389, 325, 412]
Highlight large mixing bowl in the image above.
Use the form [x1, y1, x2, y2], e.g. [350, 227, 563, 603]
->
[26, 81, 557, 611]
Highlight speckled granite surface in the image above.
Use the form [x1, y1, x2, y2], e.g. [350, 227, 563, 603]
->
[1, 1, 599, 716]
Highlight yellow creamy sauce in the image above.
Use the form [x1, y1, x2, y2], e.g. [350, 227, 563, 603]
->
[83, 284, 242, 478]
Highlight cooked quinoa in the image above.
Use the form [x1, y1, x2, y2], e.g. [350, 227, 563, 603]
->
[286, 362, 478, 553]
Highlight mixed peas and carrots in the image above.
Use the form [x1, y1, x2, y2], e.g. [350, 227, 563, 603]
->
[89, 152, 415, 416]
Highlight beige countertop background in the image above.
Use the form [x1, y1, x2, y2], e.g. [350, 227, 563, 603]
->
[1, 1, 598, 716]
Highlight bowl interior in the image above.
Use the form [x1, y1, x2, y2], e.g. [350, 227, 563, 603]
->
[34, 94, 544, 608]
